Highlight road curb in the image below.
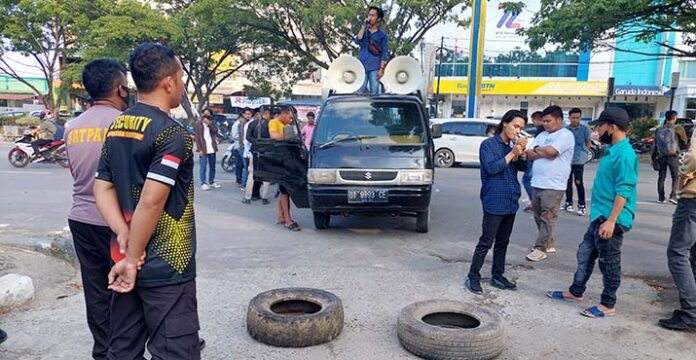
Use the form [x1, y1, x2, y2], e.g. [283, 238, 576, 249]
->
[34, 227, 79, 268]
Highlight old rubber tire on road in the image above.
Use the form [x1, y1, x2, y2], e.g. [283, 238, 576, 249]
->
[397, 300, 504, 360]
[247, 287, 344, 347]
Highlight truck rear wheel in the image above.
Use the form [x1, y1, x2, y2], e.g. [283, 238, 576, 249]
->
[313, 211, 330, 230]
[416, 208, 430, 233]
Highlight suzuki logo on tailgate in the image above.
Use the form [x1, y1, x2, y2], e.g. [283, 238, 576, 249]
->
[364, 172, 373, 180]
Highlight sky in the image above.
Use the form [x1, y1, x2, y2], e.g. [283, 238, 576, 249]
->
[426, 0, 542, 56]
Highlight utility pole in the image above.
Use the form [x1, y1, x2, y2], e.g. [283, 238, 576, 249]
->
[434, 36, 444, 117]
[466, 0, 487, 118]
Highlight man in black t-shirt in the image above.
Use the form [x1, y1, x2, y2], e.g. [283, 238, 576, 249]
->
[94, 43, 200, 359]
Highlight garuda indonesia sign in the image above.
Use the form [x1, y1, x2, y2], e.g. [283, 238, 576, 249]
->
[613, 85, 668, 96]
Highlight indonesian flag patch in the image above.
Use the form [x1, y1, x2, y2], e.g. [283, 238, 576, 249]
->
[161, 154, 181, 170]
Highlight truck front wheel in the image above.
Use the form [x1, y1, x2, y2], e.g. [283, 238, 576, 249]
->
[313, 211, 331, 230]
[416, 208, 430, 233]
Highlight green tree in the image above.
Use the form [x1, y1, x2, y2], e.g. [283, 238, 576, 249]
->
[0, 0, 109, 114]
[240, 0, 469, 69]
[502, 0, 696, 58]
[169, 0, 308, 112]
[61, 0, 177, 94]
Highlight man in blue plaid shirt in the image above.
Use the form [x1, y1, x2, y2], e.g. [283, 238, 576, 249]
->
[466, 110, 528, 295]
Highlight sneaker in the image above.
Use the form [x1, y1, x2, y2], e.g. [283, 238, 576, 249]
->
[465, 278, 483, 295]
[659, 315, 696, 332]
[561, 202, 574, 211]
[576, 206, 586, 216]
[262, 199, 270, 205]
[210, 182, 222, 189]
[658, 199, 667, 204]
[491, 276, 517, 290]
[545, 247, 557, 253]
[669, 197, 678, 205]
[526, 249, 548, 262]
[201, 184, 211, 191]
[239, 185, 246, 190]
[241, 198, 251, 204]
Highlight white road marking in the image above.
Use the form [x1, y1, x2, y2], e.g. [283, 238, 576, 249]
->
[0, 170, 52, 175]
[636, 201, 669, 206]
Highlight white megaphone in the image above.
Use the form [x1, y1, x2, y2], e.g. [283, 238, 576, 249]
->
[382, 56, 425, 99]
[322, 55, 366, 98]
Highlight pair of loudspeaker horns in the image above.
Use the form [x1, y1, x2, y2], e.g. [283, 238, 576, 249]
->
[323, 55, 425, 99]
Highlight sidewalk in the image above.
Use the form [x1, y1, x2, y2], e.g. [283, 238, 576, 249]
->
[0, 248, 694, 359]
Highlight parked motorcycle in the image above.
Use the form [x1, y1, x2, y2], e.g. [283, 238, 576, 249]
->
[221, 143, 237, 173]
[586, 139, 605, 163]
[8, 133, 69, 168]
[629, 136, 653, 154]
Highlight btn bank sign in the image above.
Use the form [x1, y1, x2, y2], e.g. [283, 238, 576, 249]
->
[435, 79, 608, 97]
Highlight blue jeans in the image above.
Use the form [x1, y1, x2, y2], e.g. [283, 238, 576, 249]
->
[569, 218, 625, 308]
[522, 161, 533, 199]
[234, 148, 244, 184]
[667, 198, 696, 325]
[242, 157, 250, 187]
[360, 70, 380, 95]
[199, 153, 216, 185]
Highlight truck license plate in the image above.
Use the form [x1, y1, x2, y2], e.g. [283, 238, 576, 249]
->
[347, 189, 388, 203]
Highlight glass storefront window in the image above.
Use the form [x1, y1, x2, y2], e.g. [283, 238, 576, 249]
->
[680, 62, 696, 80]
[686, 98, 696, 120]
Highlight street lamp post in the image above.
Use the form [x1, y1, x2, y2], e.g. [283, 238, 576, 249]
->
[670, 72, 680, 111]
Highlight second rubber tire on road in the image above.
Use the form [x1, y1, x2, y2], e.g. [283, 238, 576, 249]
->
[397, 300, 504, 360]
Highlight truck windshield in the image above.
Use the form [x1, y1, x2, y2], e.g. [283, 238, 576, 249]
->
[314, 101, 425, 146]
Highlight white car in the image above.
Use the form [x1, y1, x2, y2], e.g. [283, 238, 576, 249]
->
[431, 118, 534, 167]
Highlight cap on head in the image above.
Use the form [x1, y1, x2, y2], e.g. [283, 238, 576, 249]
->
[589, 108, 630, 131]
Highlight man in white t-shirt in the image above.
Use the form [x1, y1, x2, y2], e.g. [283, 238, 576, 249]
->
[524, 105, 575, 262]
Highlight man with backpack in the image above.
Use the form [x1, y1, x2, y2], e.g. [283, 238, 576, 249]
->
[652, 110, 688, 204]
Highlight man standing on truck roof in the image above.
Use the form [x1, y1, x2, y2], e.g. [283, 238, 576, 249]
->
[354, 6, 389, 95]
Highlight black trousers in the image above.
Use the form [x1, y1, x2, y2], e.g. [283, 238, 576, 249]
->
[565, 164, 586, 206]
[31, 139, 53, 155]
[107, 280, 200, 360]
[252, 180, 261, 199]
[468, 213, 516, 281]
[658, 155, 680, 201]
[68, 219, 113, 360]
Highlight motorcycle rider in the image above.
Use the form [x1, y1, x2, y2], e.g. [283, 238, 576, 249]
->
[31, 112, 58, 160]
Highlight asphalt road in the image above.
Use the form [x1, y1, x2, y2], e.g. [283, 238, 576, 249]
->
[0, 141, 693, 359]
[0, 142, 678, 279]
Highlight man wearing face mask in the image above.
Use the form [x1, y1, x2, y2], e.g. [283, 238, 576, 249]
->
[63, 59, 130, 359]
[547, 108, 638, 319]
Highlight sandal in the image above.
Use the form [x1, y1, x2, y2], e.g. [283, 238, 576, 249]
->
[581, 305, 615, 318]
[285, 222, 301, 231]
[546, 290, 583, 303]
